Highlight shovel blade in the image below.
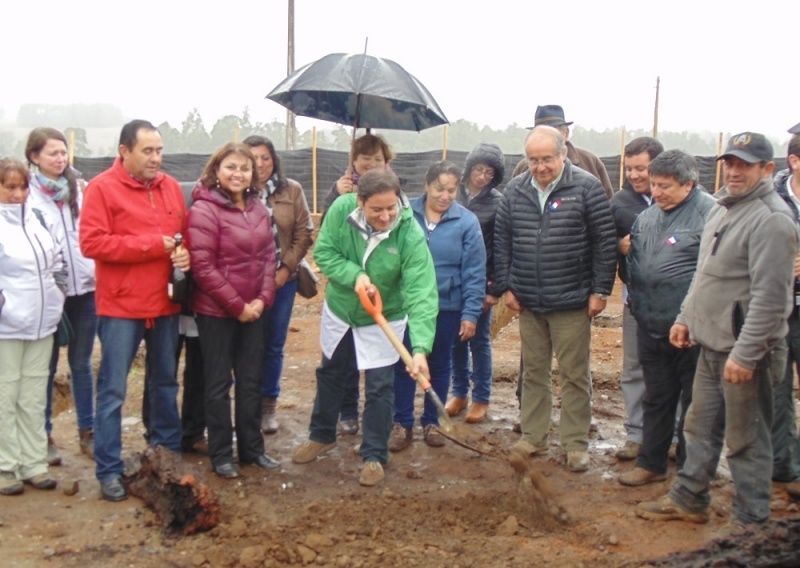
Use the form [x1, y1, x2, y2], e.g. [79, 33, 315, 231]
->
[425, 389, 453, 432]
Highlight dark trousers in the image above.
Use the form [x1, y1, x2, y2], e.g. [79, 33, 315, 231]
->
[196, 314, 265, 467]
[310, 330, 393, 464]
[143, 333, 206, 447]
[180, 335, 206, 447]
[636, 329, 699, 474]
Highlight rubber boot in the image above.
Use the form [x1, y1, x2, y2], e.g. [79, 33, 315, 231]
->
[261, 398, 279, 434]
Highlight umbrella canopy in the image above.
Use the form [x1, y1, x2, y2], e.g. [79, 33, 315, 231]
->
[267, 53, 448, 132]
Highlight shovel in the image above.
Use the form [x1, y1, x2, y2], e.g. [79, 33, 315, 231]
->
[357, 286, 453, 432]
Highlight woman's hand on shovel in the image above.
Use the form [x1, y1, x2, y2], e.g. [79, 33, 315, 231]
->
[354, 274, 375, 295]
[407, 353, 431, 384]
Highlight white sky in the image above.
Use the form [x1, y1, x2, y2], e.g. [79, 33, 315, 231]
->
[4, 0, 798, 143]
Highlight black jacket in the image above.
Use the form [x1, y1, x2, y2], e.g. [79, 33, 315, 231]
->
[627, 186, 715, 337]
[609, 182, 650, 284]
[459, 143, 506, 296]
[494, 160, 617, 313]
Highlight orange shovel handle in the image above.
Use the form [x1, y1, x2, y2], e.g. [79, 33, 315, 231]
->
[356, 285, 431, 390]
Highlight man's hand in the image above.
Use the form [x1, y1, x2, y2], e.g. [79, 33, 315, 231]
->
[669, 323, 692, 349]
[618, 234, 632, 256]
[171, 245, 190, 272]
[163, 235, 176, 253]
[354, 273, 374, 295]
[407, 353, 430, 384]
[483, 294, 499, 312]
[588, 295, 606, 317]
[503, 290, 521, 311]
[794, 252, 800, 278]
[724, 358, 754, 384]
[458, 320, 476, 342]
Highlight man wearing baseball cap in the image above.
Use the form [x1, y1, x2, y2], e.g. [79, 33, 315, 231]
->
[512, 105, 614, 198]
[637, 132, 799, 527]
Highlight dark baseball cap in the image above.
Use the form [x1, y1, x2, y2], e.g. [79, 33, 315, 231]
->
[789, 121, 800, 134]
[717, 132, 773, 164]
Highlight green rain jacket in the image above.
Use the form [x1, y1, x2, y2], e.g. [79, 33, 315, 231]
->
[314, 192, 438, 355]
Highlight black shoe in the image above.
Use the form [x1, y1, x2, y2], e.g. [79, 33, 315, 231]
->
[214, 463, 240, 478]
[100, 477, 128, 502]
[243, 453, 280, 470]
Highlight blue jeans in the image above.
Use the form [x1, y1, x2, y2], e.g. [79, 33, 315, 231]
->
[394, 310, 460, 428]
[47, 292, 98, 433]
[771, 315, 800, 481]
[451, 306, 493, 403]
[260, 278, 298, 399]
[309, 329, 394, 464]
[95, 315, 181, 483]
[670, 344, 785, 524]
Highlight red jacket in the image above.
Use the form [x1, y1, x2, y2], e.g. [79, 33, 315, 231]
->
[80, 158, 185, 319]
[187, 184, 276, 319]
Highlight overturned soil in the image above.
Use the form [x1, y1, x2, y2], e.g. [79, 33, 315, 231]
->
[2, 270, 799, 567]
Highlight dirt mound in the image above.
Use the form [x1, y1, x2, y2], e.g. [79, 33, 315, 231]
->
[642, 517, 800, 567]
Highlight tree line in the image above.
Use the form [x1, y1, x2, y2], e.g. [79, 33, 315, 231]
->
[0, 104, 790, 159]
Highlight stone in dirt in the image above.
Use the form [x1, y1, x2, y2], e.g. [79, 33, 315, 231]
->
[496, 515, 519, 536]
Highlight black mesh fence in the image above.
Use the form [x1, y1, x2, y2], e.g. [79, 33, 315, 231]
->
[75, 151, 788, 213]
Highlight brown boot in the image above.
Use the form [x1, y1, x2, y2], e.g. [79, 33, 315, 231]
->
[465, 402, 488, 423]
[261, 398, 278, 434]
[47, 436, 62, 467]
[618, 467, 667, 487]
[787, 480, 800, 500]
[78, 428, 94, 460]
[445, 397, 468, 417]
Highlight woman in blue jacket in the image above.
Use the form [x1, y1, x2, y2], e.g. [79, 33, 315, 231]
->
[389, 161, 486, 450]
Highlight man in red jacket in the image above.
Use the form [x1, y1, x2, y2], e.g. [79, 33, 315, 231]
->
[80, 120, 190, 502]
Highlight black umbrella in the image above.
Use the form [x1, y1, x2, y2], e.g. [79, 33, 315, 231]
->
[266, 53, 448, 132]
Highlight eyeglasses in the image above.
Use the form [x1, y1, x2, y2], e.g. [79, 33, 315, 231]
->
[528, 156, 559, 168]
[473, 166, 495, 178]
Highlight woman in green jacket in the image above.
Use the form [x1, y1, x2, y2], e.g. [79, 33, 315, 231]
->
[291, 169, 438, 487]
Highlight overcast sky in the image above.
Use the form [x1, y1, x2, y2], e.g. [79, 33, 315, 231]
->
[5, 0, 798, 144]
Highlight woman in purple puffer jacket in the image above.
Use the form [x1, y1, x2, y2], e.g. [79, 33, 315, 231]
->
[187, 143, 278, 479]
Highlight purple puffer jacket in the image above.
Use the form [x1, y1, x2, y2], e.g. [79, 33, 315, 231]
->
[187, 183, 276, 319]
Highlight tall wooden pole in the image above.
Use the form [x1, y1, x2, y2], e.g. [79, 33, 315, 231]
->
[442, 125, 448, 160]
[715, 132, 724, 194]
[653, 76, 660, 138]
[285, 0, 296, 150]
[618, 128, 626, 190]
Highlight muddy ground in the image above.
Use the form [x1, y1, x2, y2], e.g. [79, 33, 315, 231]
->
[2, 274, 799, 567]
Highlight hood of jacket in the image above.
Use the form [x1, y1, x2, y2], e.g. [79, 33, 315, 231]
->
[462, 142, 506, 189]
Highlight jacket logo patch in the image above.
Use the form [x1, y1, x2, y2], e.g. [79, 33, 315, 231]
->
[387, 247, 399, 255]
[666, 235, 680, 245]
[548, 200, 562, 211]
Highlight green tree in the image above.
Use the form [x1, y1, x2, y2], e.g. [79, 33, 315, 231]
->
[210, 115, 243, 147]
[157, 121, 184, 153]
[64, 127, 92, 157]
[181, 109, 213, 154]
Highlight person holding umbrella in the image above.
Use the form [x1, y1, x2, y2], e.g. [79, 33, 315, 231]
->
[292, 168, 437, 487]
[388, 161, 485, 452]
[321, 132, 395, 436]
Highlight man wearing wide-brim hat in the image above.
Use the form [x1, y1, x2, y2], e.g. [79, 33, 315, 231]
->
[512, 105, 614, 198]
[636, 132, 800, 527]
